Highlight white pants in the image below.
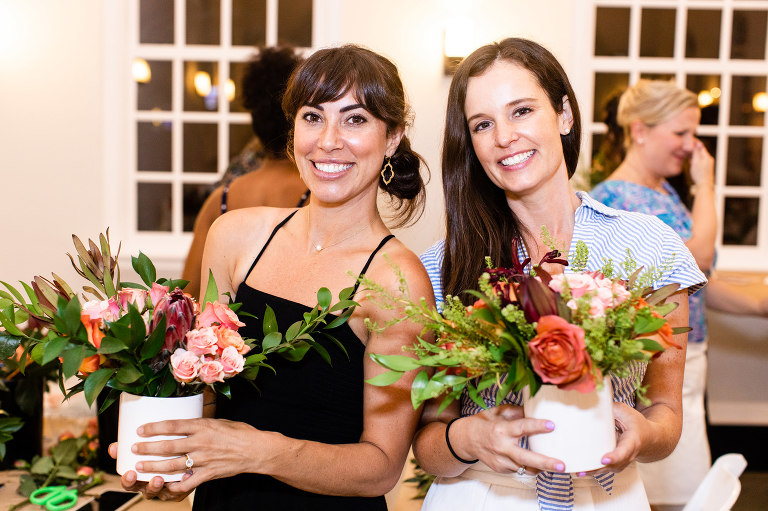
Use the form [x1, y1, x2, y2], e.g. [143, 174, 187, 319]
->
[421, 462, 650, 511]
[638, 341, 710, 505]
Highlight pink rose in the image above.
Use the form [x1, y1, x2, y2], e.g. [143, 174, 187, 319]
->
[170, 348, 201, 383]
[118, 288, 148, 312]
[219, 346, 245, 376]
[612, 282, 631, 304]
[528, 315, 599, 393]
[196, 302, 245, 331]
[149, 282, 169, 307]
[185, 327, 219, 356]
[552, 273, 598, 299]
[199, 360, 225, 384]
[82, 299, 119, 322]
[215, 326, 250, 355]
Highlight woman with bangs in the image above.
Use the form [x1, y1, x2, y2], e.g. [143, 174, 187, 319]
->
[111, 44, 433, 510]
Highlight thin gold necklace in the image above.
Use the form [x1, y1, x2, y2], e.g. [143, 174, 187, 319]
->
[311, 218, 377, 252]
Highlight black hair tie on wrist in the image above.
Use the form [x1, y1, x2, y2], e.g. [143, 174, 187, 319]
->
[445, 418, 478, 464]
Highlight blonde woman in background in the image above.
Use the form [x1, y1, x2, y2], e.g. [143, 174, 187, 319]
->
[590, 80, 715, 510]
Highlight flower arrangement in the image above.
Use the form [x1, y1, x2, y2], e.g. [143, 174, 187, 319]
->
[0, 231, 357, 412]
[365, 239, 686, 412]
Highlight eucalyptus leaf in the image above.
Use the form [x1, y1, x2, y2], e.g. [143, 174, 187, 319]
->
[262, 305, 278, 336]
[284, 321, 302, 341]
[638, 338, 664, 353]
[324, 308, 354, 330]
[278, 343, 311, 362]
[316, 287, 332, 310]
[366, 370, 404, 386]
[410, 370, 429, 409]
[307, 339, 332, 365]
[369, 354, 421, 372]
[338, 286, 355, 301]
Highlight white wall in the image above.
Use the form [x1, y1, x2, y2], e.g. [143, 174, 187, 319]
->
[0, 0, 577, 285]
[0, 0, 106, 287]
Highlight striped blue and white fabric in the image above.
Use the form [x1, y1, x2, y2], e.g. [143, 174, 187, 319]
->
[418, 191, 706, 511]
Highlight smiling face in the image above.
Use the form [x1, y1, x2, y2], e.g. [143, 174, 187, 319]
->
[635, 106, 701, 178]
[293, 90, 402, 207]
[464, 60, 573, 200]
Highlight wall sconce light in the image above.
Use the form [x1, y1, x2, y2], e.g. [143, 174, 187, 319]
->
[443, 20, 474, 75]
[132, 58, 151, 83]
[194, 71, 212, 97]
[753, 92, 768, 113]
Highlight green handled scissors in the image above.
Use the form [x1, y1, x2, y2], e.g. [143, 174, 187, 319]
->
[29, 485, 78, 511]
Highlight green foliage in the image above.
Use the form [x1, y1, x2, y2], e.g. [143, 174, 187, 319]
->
[0, 416, 24, 461]
[8, 422, 104, 510]
[362, 242, 684, 411]
[1, 232, 360, 417]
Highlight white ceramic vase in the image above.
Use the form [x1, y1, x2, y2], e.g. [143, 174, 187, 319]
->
[523, 376, 616, 473]
[116, 392, 204, 482]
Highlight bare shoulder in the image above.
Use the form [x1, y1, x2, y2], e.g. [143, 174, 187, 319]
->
[363, 239, 435, 310]
[205, 207, 296, 260]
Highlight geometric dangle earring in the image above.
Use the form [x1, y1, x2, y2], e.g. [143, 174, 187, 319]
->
[380, 156, 394, 185]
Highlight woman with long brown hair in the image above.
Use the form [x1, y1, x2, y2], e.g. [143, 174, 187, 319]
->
[415, 38, 705, 510]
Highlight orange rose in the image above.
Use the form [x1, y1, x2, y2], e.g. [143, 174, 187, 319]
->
[528, 315, 599, 393]
[78, 354, 102, 375]
[80, 314, 105, 349]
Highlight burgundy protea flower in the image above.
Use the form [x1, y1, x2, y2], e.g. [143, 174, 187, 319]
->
[149, 288, 196, 354]
[518, 276, 560, 323]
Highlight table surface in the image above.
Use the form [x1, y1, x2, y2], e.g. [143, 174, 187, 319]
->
[0, 471, 192, 511]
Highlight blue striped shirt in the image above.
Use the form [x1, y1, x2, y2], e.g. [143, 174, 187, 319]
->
[419, 191, 706, 510]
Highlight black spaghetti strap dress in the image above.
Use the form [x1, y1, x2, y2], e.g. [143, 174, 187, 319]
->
[192, 211, 394, 510]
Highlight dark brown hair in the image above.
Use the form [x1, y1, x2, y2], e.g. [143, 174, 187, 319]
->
[441, 38, 582, 302]
[241, 46, 303, 157]
[282, 44, 428, 227]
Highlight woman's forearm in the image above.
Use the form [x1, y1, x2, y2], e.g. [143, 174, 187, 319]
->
[253, 430, 406, 496]
[686, 184, 717, 271]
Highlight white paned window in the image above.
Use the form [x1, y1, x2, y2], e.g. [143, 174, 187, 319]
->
[579, 0, 768, 271]
[104, 0, 321, 270]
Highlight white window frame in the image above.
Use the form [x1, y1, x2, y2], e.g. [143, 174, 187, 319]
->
[102, 0, 339, 275]
[577, 0, 768, 272]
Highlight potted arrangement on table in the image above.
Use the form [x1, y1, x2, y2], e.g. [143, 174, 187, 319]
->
[364, 237, 687, 472]
[0, 231, 357, 482]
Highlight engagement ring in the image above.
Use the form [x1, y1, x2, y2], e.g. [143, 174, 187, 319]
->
[517, 466, 526, 476]
[185, 453, 194, 469]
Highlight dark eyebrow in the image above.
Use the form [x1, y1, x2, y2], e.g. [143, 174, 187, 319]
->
[466, 97, 538, 123]
[340, 103, 367, 113]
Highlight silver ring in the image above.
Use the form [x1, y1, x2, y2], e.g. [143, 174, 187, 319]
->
[517, 465, 526, 476]
[185, 453, 194, 469]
